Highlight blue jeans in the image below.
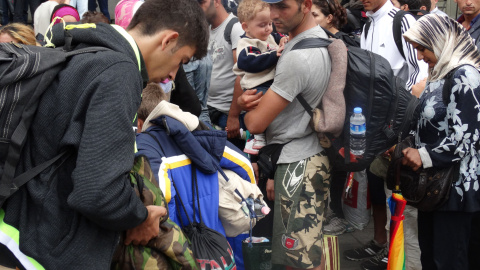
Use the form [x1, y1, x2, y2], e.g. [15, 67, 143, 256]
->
[69, 0, 88, 18]
[88, 0, 109, 20]
[184, 56, 212, 125]
[248, 80, 273, 95]
[1, 0, 10, 25]
[13, 0, 42, 23]
[216, 112, 246, 131]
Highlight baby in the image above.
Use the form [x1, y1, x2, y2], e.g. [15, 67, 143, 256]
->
[233, 0, 287, 154]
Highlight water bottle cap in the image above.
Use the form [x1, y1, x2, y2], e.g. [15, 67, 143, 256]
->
[261, 207, 270, 215]
[354, 107, 362, 114]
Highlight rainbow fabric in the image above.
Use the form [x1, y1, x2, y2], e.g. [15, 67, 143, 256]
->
[387, 193, 407, 270]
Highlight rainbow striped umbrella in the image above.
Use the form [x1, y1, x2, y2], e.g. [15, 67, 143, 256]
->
[387, 193, 407, 270]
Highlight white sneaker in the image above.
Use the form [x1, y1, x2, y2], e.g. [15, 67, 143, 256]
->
[252, 134, 266, 150]
[323, 217, 347, 235]
[244, 139, 258, 155]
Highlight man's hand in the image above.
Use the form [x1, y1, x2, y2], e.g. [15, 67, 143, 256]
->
[402, 147, 423, 171]
[124, 205, 167, 246]
[226, 114, 240, 139]
[266, 179, 275, 201]
[238, 89, 263, 111]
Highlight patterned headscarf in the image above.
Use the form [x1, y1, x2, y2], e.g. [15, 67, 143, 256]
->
[403, 14, 480, 82]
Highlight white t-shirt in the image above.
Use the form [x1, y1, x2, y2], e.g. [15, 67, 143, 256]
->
[206, 13, 244, 114]
[34, 1, 59, 37]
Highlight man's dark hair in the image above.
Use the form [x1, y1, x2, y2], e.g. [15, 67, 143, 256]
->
[419, 0, 431, 11]
[398, 0, 422, 10]
[128, 0, 209, 60]
[81, 10, 110, 24]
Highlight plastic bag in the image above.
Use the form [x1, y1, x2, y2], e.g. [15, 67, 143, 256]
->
[342, 170, 370, 230]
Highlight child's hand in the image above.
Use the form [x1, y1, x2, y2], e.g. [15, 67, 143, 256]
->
[276, 36, 288, 57]
[279, 36, 289, 47]
[276, 46, 284, 57]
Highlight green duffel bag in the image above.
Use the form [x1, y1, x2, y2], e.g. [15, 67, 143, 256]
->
[111, 155, 198, 270]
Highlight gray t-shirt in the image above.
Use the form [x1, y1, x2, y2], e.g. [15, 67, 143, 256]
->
[206, 13, 244, 114]
[267, 26, 331, 164]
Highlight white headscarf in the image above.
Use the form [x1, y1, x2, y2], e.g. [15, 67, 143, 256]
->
[403, 14, 480, 82]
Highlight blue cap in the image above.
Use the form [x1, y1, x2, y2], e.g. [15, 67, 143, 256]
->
[354, 107, 362, 114]
[262, 0, 284, 3]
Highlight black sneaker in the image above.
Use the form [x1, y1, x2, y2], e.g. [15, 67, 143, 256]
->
[344, 240, 387, 261]
[360, 247, 388, 270]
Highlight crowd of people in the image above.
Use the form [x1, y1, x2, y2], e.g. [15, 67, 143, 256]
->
[0, 0, 479, 269]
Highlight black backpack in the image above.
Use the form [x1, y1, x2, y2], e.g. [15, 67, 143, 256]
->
[294, 38, 418, 172]
[0, 42, 105, 207]
[364, 10, 428, 60]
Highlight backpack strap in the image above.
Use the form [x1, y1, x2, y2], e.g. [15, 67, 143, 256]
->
[224, 17, 239, 46]
[291, 37, 332, 51]
[291, 37, 335, 116]
[393, 10, 407, 60]
[409, 9, 428, 17]
[0, 151, 70, 207]
[291, 37, 331, 114]
[363, 19, 372, 40]
[111, 24, 142, 71]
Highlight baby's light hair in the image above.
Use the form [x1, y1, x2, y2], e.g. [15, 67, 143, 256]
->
[237, 0, 269, 23]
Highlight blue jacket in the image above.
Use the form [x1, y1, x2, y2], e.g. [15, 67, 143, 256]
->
[136, 116, 255, 235]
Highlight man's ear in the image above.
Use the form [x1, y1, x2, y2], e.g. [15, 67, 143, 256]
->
[160, 30, 180, 51]
[420, 5, 427, 10]
[214, 0, 221, 8]
[303, 0, 313, 12]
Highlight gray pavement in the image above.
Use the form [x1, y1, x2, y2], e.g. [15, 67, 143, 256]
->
[0, 219, 374, 270]
[338, 217, 375, 270]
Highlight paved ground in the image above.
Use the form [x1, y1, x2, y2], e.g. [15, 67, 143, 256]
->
[0, 219, 374, 270]
[338, 218, 374, 270]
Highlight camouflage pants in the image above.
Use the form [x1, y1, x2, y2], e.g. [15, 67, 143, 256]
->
[271, 151, 331, 269]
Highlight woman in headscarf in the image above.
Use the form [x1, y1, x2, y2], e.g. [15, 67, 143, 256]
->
[402, 14, 480, 270]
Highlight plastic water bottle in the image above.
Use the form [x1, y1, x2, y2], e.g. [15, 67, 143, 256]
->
[350, 107, 366, 156]
[245, 197, 270, 218]
[254, 198, 270, 217]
